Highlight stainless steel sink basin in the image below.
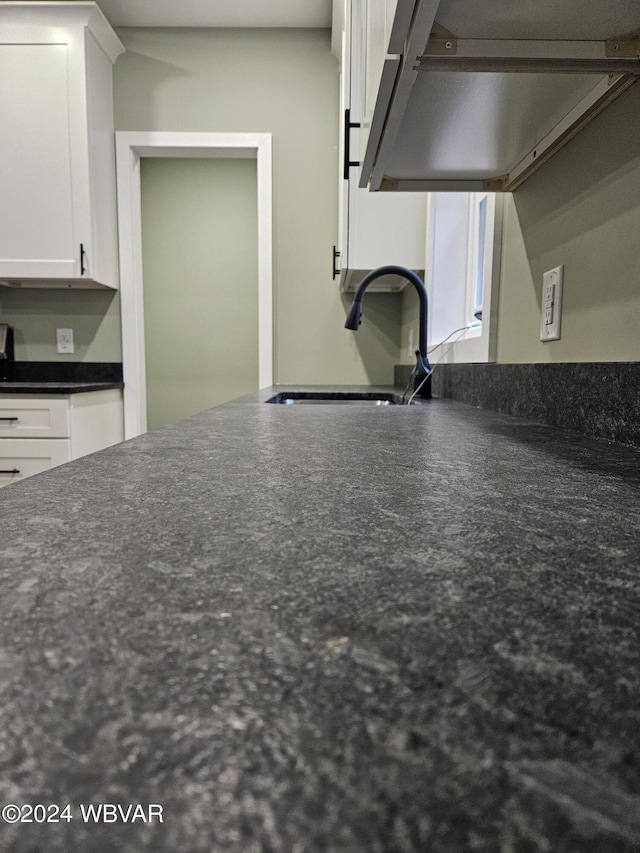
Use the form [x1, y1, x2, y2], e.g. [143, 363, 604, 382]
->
[266, 391, 415, 405]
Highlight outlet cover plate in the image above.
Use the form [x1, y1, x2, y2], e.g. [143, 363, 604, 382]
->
[540, 265, 563, 342]
[56, 328, 74, 354]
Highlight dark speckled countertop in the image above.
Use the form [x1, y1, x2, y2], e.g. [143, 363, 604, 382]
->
[0, 387, 638, 853]
[0, 382, 124, 394]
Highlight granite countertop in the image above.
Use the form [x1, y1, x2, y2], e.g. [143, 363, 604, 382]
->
[0, 387, 638, 852]
[0, 382, 124, 394]
[0, 362, 123, 394]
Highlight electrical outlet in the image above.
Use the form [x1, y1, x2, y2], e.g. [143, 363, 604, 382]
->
[407, 328, 414, 357]
[540, 265, 563, 342]
[56, 328, 74, 354]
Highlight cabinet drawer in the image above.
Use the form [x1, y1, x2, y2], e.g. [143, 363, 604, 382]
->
[0, 397, 70, 438]
[0, 438, 71, 488]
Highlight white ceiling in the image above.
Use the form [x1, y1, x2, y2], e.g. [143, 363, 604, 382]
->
[92, 0, 333, 29]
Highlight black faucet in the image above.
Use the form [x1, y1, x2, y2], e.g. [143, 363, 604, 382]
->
[345, 265, 431, 399]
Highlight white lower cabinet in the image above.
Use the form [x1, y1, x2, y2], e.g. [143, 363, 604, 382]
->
[0, 439, 72, 484]
[0, 389, 123, 488]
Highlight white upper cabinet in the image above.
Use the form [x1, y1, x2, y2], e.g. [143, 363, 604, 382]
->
[359, 0, 640, 192]
[0, 3, 124, 288]
[335, 0, 428, 292]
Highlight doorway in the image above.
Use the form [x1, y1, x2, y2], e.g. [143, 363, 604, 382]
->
[140, 157, 257, 431]
[116, 132, 273, 439]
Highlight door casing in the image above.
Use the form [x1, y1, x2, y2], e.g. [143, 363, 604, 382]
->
[116, 131, 273, 438]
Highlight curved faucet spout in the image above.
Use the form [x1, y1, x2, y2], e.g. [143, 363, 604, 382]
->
[345, 265, 431, 399]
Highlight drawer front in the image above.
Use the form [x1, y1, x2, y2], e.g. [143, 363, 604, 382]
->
[0, 397, 70, 438]
[0, 438, 71, 488]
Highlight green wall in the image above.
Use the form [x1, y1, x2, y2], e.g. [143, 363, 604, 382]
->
[497, 81, 640, 363]
[0, 288, 121, 361]
[1, 27, 400, 384]
[141, 157, 258, 431]
[400, 81, 640, 367]
[5, 26, 637, 380]
[114, 26, 402, 386]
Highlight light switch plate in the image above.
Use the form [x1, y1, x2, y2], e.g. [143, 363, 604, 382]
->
[540, 265, 563, 342]
[56, 328, 74, 354]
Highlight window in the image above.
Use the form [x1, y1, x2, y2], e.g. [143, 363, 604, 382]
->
[426, 191, 503, 364]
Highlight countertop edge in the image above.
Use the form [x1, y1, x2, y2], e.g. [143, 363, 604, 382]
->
[0, 382, 124, 394]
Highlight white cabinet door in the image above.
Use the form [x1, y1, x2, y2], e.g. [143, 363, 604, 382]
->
[0, 439, 71, 488]
[337, 0, 428, 293]
[0, 396, 71, 438]
[0, 43, 77, 280]
[0, 5, 124, 288]
[69, 388, 124, 459]
[361, 0, 399, 141]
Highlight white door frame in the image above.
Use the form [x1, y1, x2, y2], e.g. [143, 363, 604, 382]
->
[116, 131, 273, 439]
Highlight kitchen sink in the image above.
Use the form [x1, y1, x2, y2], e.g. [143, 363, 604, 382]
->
[266, 391, 417, 405]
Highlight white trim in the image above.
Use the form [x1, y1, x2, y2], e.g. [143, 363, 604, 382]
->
[115, 131, 273, 439]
